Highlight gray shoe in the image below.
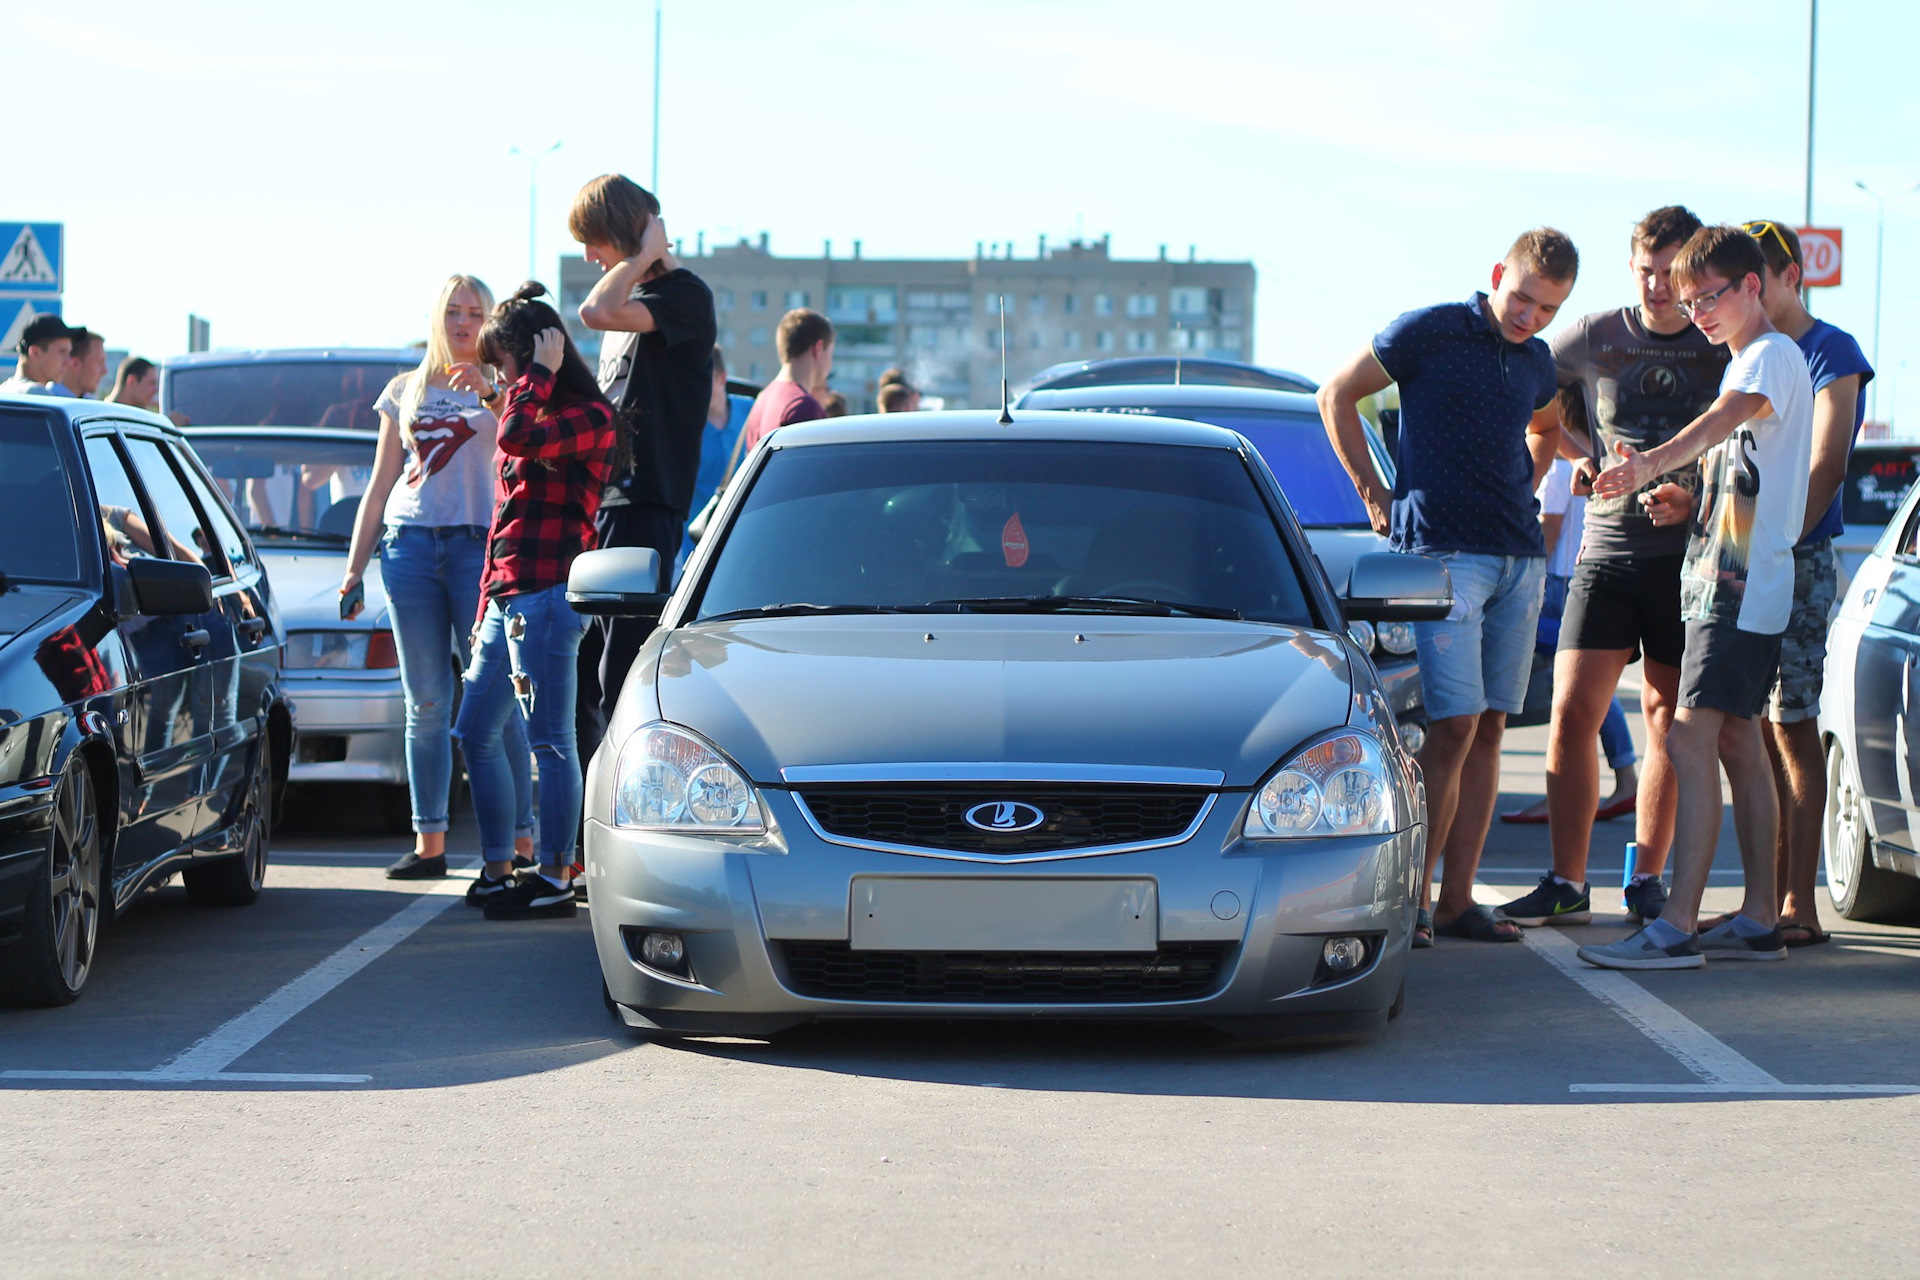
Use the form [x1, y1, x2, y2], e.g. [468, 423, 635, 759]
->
[1696, 918, 1787, 961]
[1576, 926, 1704, 970]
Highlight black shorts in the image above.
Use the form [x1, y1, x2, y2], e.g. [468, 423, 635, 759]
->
[1679, 620, 1783, 719]
[1558, 555, 1686, 668]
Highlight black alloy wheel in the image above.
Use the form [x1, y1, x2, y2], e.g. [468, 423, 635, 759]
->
[0, 755, 103, 1007]
[184, 746, 271, 907]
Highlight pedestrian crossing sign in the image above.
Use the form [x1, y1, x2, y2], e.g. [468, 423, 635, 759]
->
[0, 294, 61, 377]
[0, 223, 62, 294]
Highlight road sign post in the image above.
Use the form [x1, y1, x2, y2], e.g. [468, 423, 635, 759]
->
[0, 221, 63, 378]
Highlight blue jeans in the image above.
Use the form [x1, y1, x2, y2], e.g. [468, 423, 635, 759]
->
[456, 584, 589, 863]
[1414, 552, 1546, 721]
[380, 526, 533, 838]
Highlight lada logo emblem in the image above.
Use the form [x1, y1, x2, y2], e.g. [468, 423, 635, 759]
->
[964, 801, 1046, 833]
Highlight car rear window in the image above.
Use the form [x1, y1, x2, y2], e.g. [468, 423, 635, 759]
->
[1846, 449, 1920, 528]
[165, 361, 411, 430]
[0, 409, 82, 585]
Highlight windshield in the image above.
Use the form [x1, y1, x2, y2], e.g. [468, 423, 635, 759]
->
[0, 409, 82, 585]
[1846, 449, 1920, 528]
[188, 435, 377, 542]
[696, 440, 1314, 625]
[166, 360, 412, 430]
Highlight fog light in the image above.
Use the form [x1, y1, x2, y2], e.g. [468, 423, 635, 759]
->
[1322, 936, 1367, 973]
[640, 931, 685, 970]
[1400, 721, 1426, 755]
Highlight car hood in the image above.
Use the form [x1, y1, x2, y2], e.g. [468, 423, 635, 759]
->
[257, 547, 389, 628]
[1301, 526, 1386, 593]
[0, 586, 88, 661]
[651, 617, 1355, 788]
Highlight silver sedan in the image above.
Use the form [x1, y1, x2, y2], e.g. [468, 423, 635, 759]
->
[572, 410, 1449, 1039]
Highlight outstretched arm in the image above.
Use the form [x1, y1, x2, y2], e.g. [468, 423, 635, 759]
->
[1591, 389, 1770, 499]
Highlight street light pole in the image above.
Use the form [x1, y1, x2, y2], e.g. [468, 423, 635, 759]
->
[1853, 179, 1920, 424]
[651, 0, 662, 192]
[510, 141, 564, 283]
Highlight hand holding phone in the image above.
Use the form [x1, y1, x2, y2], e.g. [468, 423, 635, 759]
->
[339, 577, 365, 621]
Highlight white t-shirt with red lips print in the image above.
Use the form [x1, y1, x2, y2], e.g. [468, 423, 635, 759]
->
[372, 377, 500, 529]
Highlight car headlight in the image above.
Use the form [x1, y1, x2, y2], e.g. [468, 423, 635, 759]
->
[614, 722, 766, 833]
[1244, 730, 1394, 839]
[1375, 621, 1416, 656]
[1346, 619, 1376, 652]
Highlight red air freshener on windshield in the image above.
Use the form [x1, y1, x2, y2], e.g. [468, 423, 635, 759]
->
[1002, 512, 1029, 568]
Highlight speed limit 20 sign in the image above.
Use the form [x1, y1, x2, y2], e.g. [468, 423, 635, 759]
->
[1796, 227, 1843, 287]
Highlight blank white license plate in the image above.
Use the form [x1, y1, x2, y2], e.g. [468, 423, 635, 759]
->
[848, 878, 1158, 952]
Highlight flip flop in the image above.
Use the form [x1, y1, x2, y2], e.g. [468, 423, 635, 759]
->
[1433, 903, 1523, 943]
[1412, 908, 1434, 949]
[1498, 809, 1550, 825]
[1780, 921, 1830, 947]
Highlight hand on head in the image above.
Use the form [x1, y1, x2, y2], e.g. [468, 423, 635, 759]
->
[531, 328, 566, 374]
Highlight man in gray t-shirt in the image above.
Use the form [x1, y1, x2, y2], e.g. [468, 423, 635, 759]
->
[1497, 206, 1729, 932]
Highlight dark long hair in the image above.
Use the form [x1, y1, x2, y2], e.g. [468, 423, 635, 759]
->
[479, 282, 625, 473]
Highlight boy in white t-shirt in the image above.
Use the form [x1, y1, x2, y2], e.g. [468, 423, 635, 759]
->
[1578, 226, 1814, 970]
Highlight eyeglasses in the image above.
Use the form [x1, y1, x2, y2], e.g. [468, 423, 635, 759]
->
[1676, 279, 1738, 319]
[1743, 219, 1797, 267]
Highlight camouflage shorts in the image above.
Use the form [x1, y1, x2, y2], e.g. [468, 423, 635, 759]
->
[1765, 540, 1839, 724]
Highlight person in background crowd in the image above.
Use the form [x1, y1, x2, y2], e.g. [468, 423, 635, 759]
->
[877, 382, 915, 413]
[341, 275, 536, 883]
[1497, 206, 1726, 929]
[1500, 456, 1639, 826]
[1319, 228, 1578, 945]
[107, 356, 160, 409]
[571, 174, 717, 765]
[819, 390, 849, 417]
[1579, 226, 1814, 970]
[461, 283, 614, 920]
[0, 314, 76, 395]
[741, 309, 834, 453]
[684, 345, 748, 527]
[64, 327, 105, 398]
[878, 366, 920, 411]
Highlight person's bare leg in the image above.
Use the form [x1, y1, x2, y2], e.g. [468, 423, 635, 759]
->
[1719, 714, 1781, 926]
[1660, 706, 1728, 934]
[1633, 659, 1682, 877]
[1546, 648, 1633, 882]
[1607, 760, 1640, 805]
[1414, 713, 1478, 914]
[1763, 717, 1823, 928]
[1435, 709, 1510, 924]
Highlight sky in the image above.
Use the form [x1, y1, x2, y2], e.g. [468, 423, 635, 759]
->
[11, 0, 1920, 425]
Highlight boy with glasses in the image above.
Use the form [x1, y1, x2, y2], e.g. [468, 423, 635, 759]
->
[1578, 226, 1814, 969]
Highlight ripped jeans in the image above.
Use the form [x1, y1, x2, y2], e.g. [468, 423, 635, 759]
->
[456, 583, 589, 864]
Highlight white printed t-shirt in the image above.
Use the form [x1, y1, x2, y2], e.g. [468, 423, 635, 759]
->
[1679, 330, 1814, 634]
[372, 376, 500, 529]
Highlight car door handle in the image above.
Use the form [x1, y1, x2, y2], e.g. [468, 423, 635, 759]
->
[182, 629, 211, 650]
[240, 618, 267, 641]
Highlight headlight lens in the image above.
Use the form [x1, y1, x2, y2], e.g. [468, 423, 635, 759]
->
[1244, 731, 1394, 839]
[1375, 621, 1416, 655]
[1346, 619, 1376, 652]
[614, 723, 766, 833]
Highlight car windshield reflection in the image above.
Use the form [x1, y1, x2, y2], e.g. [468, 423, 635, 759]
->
[189, 436, 377, 542]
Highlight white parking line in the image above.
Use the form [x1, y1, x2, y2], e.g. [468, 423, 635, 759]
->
[1474, 884, 1920, 1096]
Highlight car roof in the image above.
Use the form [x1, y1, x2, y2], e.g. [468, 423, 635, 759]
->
[1, 392, 183, 434]
[179, 425, 376, 444]
[161, 348, 420, 368]
[765, 408, 1251, 451]
[1017, 383, 1322, 414]
[1025, 356, 1317, 394]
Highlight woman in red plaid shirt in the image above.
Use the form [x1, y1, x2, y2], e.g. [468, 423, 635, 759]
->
[457, 282, 615, 920]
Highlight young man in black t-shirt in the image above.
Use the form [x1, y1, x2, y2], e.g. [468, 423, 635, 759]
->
[570, 174, 718, 762]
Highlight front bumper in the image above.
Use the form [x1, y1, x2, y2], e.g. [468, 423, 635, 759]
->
[585, 789, 1423, 1037]
[283, 673, 406, 785]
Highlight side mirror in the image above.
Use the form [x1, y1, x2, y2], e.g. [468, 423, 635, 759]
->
[567, 547, 670, 619]
[1344, 552, 1451, 622]
[126, 557, 214, 616]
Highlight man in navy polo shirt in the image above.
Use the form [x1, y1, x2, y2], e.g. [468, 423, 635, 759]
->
[1319, 228, 1579, 944]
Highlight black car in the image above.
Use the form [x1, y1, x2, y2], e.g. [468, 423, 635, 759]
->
[0, 395, 290, 1006]
[1026, 356, 1317, 395]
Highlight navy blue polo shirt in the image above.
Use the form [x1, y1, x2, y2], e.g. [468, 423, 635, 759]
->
[1371, 293, 1557, 559]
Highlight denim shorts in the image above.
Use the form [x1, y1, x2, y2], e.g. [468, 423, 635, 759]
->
[1413, 552, 1546, 721]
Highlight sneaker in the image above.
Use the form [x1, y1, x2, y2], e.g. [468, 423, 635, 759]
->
[511, 852, 535, 871]
[1576, 926, 1704, 970]
[1624, 876, 1669, 923]
[1696, 918, 1787, 961]
[386, 851, 447, 880]
[464, 870, 516, 907]
[1495, 875, 1592, 927]
[482, 873, 578, 920]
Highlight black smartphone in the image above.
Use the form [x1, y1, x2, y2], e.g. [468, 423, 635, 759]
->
[339, 579, 365, 620]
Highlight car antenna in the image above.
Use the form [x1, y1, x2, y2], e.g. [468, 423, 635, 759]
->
[997, 295, 1013, 425]
[1174, 322, 1183, 385]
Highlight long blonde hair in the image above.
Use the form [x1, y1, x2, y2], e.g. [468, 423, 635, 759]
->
[398, 274, 495, 443]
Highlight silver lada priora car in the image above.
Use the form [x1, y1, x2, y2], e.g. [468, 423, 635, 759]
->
[569, 410, 1450, 1040]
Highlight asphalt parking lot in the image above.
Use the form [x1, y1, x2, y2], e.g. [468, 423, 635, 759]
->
[7, 679, 1920, 1276]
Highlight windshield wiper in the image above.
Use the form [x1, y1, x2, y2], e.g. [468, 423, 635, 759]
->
[699, 602, 960, 623]
[928, 595, 1243, 621]
[252, 525, 347, 543]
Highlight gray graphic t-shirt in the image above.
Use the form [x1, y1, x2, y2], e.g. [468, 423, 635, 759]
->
[1551, 307, 1729, 560]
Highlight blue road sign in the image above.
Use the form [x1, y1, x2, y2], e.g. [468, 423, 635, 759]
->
[0, 293, 63, 377]
[0, 222, 62, 295]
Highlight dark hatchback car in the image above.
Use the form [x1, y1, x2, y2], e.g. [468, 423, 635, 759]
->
[1026, 356, 1317, 396]
[0, 396, 290, 1007]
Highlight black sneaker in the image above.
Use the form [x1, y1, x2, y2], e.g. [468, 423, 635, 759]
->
[1495, 874, 1592, 926]
[1624, 876, 1669, 923]
[465, 870, 516, 907]
[482, 873, 578, 920]
[511, 852, 535, 871]
[386, 851, 447, 880]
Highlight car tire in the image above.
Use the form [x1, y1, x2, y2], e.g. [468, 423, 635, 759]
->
[380, 785, 414, 835]
[1824, 738, 1920, 923]
[0, 755, 103, 1007]
[184, 748, 271, 908]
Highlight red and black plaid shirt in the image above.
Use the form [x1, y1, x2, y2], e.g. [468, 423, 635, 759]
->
[476, 363, 615, 620]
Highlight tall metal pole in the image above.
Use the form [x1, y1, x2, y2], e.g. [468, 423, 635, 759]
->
[1857, 181, 1885, 422]
[651, 0, 662, 191]
[1804, 0, 1817, 228]
[511, 142, 564, 282]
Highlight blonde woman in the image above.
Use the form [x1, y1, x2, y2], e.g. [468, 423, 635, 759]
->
[341, 275, 534, 879]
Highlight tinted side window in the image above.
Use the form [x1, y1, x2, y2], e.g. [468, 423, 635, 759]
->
[171, 444, 254, 572]
[84, 435, 163, 564]
[122, 436, 225, 577]
[0, 408, 82, 584]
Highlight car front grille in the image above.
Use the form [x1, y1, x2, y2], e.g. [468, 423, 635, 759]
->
[795, 785, 1210, 854]
[778, 941, 1230, 1004]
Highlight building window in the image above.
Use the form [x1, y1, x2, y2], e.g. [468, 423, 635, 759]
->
[907, 291, 938, 309]
[1125, 293, 1159, 318]
[750, 291, 768, 310]
[911, 326, 939, 348]
[1029, 331, 1043, 349]
[716, 288, 735, 311]
[1063, 331, 1081, 351]
[1062, 294, 1079, 315]
[1029, 294, 1045, 316]
[1093, 294, 1113, 316]
[1096, 331, 1114, 352]
[1170, 287, 1208, 317]
[749, 361, 763, 379]
[983, 294, 1008, 316]
[828, 288, 897, 324]
[1126, 330, 1155, 352]
[750, 328, 768, 346]
[785, 290, 808, 308]
[719, 327, 735, 346]
[1220, 330, 1243, 351]
[939, 292, 970, 309]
